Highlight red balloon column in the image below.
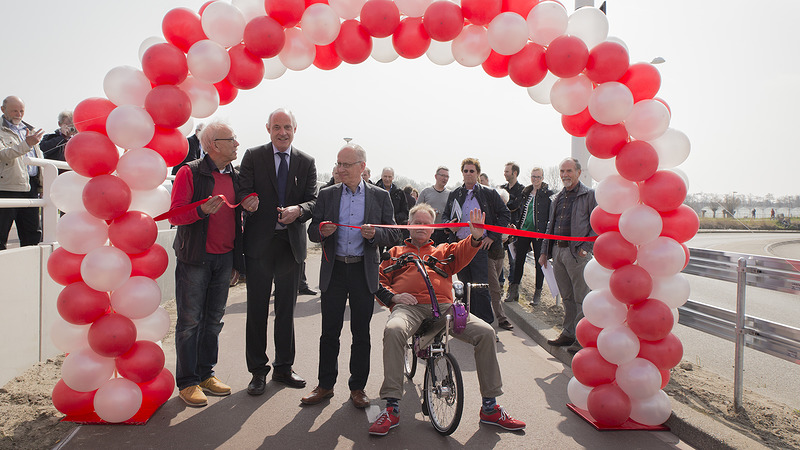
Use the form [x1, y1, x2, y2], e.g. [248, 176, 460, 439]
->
[47, 0, 693, 428]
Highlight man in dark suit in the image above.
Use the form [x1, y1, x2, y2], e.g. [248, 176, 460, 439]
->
[237, 109, 318, 395]
[172, 123, 204, 176]
[301, 143, 400, 409]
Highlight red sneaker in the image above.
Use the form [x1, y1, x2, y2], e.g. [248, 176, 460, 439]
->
[369, 407, 400, 436]
[479, 405, 526, 431]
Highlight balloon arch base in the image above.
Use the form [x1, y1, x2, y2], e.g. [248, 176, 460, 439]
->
[567, 404, 670, 431]
[61, 402, 163, 425]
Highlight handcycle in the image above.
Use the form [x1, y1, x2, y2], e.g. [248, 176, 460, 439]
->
[382, 251, 489, 436]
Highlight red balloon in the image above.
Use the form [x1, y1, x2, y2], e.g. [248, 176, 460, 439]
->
[198, 1, 214, 16]
[142, 43, 189, 86]
[562, 108, 597, 138]
[57, 281, 110, 325]
[147, 126, 190, 167]
[335, 20, 373, 64]
[82, 175, 132, 221]
[116, 341, 166, 383]
[593, 231, 637, 270]
[265, 0, 305, 27]
[138, 368, 175, 408]
[585, 123, 628, 159]
[587, 383, 631, 427]
[214, 79, 239, 106]
[545, 35, 588, 78]
[73, 97, 115, 134]
[52, 379, 96, 416]
[508, 43, 547, 87]
[660, 368, 670, 389]
[162, 7, 207, 53]
[502, 0, 538, 16]
[88, 313, 138, 358]
[590, 207, 620, 234]
[360, 0, 401, 38]
[227, 44, 265, 90]
[640, 170, 687, 212]
[681, 242, 690, 269]
[482, 50, 510, 78]
[65, 131, 119, 177]
[572, 347, 617, 387]
[243, 16, 286, 58]
[638, 333, 683, 370]
[660, 205, 699, 243]
[130, 244, 169, 279]
[109, 212, 158, 255]
[461, 0, 501, 25]
[144, 85, 192, 129]
[615, 140, 659, 182]
[423, 1, 464, 42]
[609, 264, 652, 305]
[619, 63, 661, 103]
[392, 17, 431, 59]
[313, 43, 342, 70]
[585, 41, 629, 84]
[48, 247, 85, 285]
[575, 318, 602, 348]
[627, 298, 674, 341]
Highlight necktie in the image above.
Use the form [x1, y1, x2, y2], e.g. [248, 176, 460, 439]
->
[277, 152, 288, 207]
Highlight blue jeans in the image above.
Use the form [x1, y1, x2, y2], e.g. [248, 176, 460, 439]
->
[175, 252, 232, 390]
[457, 248, 494, 325]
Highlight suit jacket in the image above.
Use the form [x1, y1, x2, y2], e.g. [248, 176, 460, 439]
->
[237, 143, 317, 263]
[308, 182, 400, 293]
[171, 134, 202, 175]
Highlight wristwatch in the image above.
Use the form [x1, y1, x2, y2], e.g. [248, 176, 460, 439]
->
[471, 234, 485, 242]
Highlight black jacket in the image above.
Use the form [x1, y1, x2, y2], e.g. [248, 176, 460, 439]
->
[171, 134, 202, 175]
[376, 180, 409, 225]
[40, 129, 68, 162]
[517, 182, 554, 233]
[501, 181, 525, 225]
[442, 183, 511, 257]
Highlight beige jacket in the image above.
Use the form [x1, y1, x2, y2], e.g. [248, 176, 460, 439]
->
[0, 124, 42, 192]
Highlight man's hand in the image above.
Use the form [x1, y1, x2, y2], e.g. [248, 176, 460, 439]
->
[480, 236, 494, 250]
[241, 195, 259, 213]
[26, 129, 43, 147]
[392, 293, 418, 305]
[361, 223, 376, 240]
[467, 208, 485, 240]
[201, 195, 225, 216]
[538, 254, 549, 268]
[277, 205, 301, 224]
[320, 221, 337, 237]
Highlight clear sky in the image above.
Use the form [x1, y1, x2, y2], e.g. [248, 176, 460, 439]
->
[5, 0, 798, 196]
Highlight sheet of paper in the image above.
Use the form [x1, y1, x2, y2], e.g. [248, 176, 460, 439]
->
[542, 263, 559, 299]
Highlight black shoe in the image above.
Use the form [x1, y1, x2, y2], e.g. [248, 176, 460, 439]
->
[547, 334, 575, 347]
[567, 343, 582, 354]
[498, 320, 514, 331]
[272, 370, 307, 388]
[298, 287, 317, 296]
[247, 373, 267, 396]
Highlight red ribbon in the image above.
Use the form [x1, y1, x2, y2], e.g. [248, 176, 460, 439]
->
[318, 221, 598, 242]
[153, 193, 258, 222]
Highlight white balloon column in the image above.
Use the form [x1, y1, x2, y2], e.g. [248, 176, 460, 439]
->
[47, 0, 697, 426]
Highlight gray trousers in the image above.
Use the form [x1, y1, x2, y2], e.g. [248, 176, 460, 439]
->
[552, 246, 592, 338]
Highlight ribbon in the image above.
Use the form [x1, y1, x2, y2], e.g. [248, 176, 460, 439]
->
[318, 221, 598, 242]
[153, 193, 258, 222]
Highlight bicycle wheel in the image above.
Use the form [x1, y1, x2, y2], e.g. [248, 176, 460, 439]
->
[424, 352, 464, 435]
[404, 339, 417, 379]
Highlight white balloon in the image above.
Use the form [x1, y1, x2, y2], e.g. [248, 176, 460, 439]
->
[232, 0, 267, 22]
[625, 99, 671, 141]
[649, 128, 691, 169]
[132, 306, 171, 342]
[138, 37, 167, 63]
[550, 74, 593, 115]
[597, 324, 640, 365]
[301, 4, 342, 45]
[51, 318, 90, 353]
[56, 211, 109, 254]
[452, 25, 491, 68]
[129, 186, 171, 218]
[670, 168, 690, 191]
[116, 148, 168, 191]
[106, 105, 155, 150]
[606, 36, 628, 53]
[263, 56, 289, 79]
[62, 347, 115, 392]
[637, 236, 685, 277]
[619, 204, 663, 245]
[178, 117, 195, 137]
[527, 71, 558, 105]
[616, 358, 662, 400]
[583, 289, 628, 328]
[50, 171, 90, 213]
[201, 1, 246, 47]
[179, 76, 220, 119]
[630, 390, 672, 426]
[527, 1, 568, 46]
[588, 82, 634, 125]
[94, 378, 143, 423]
[81, 246, 132, 292]
[588, 155, 619, 182]
[111, 276, 162, 319]
[426, 39, 455, 65]
[567, 6, 609, 50]
[329, 0, 368, 20]
[371, 36, 400, 63]
[279, 27, 316, 71]
[672, 307, 680, 328]
[187, 40, 231, 84]
[584, 258, 613, 291]
[488, 12, 528, 56]
[650, 274, 690, 308]
[595, 175, 639, 214]
[395, 0, 432, 17]
[568, 376, 593, 410]
[103, 66, 151, 108]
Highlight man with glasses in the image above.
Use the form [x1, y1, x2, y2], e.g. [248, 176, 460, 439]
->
[442, 158, 511, 327]
[238, 108, 318, 395]
[418, 166, 451, 245]
[302, 143, 400, 409]
[169, 122, 258, 406]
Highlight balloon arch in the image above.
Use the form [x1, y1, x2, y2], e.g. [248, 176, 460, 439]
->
[46, 0, 696, 427]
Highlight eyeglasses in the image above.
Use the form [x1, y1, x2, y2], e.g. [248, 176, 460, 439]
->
[214, 136, 237, 142]
[462, 169, 476, 173]
[336, 160, 363, 169]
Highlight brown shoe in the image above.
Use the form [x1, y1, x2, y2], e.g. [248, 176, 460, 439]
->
[547, 334, 575, 347]
[301, 386, 334, 405]
[199, 376, 231, 396]
[179, 385, 208, 407]
[498, 320, 514, 331]
[350, 389, 370, 408]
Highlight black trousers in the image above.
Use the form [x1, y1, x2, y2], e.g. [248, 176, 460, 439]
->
[512, 236, 544, 290]
[318, 260, 374, 391]
[0, 181, 41, 250]
[245, 231, 300, 375]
